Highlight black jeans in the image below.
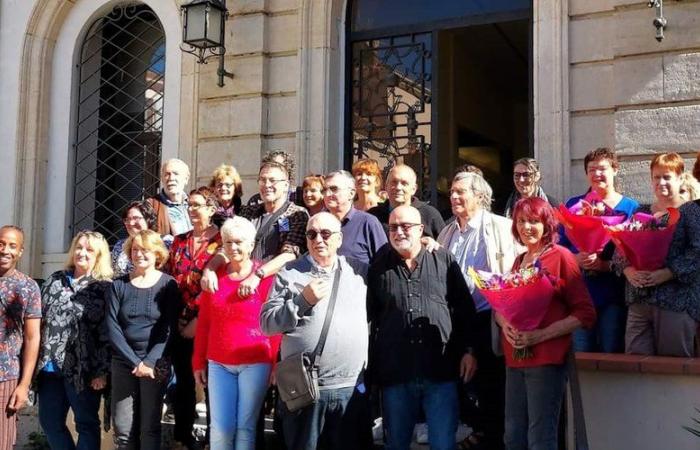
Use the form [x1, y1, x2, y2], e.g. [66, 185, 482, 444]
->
[172, 334, 197, 444]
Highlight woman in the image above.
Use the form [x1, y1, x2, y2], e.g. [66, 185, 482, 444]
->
[614, 153, 696, 356]
[209, 164, 244, 227]
[679, 172, 700, 201]
[302, 174, 325, 216]
[107, 230, 178, 449]
[112, 200, 158, 277]
[167, 186, 223, 449]
[37, 231, 113, 449]
[193, 217, 280, 450]
[561, 147, 639, 353]
[503, 157, 558, 218]
[497, 197, 596, 450]
[352, 158, 384, 211]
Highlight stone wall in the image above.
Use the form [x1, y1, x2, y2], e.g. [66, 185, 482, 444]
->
[568, 0, 700, 203]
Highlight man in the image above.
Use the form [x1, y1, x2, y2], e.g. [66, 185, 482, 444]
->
[261, 212, 369, 450]
[0, 226, 41, 449]
[437, 172, 521, 450]
[368, 206, 477, 450]
[147, 158, 193, 241]
[247, 151, 305, 207]
[368, 164, 445, 239]
[323, 170, 387, 264]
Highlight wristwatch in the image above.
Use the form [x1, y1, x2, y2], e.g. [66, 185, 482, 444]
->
[254, 268, 265, 279]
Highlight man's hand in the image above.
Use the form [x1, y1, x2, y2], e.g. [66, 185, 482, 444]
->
[194, 369, 207, 387]
[301, 278, 331, 305]
[6, 384, 30, 414]
[421, 236, 440, 253]
[459, 353, 477, 383]
[238, 273, 262, 298]
[90, 376, 107, 391]
[200, 268, 219, 293]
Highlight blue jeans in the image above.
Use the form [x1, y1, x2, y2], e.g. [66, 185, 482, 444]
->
[504, 365, 567, 450]
[208, 361, 271, 450]
[573, 302, 626, 353]
[37, 372, 101, 450]
[382, 380, 458, 450]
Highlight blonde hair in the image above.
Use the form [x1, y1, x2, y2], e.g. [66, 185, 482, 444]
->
[680, 172, 700, 201]
[124, 230, 169, 269]
[209, 164, 243, 199]
[64, 231, 113, 280]
[221, 216, 257, 243]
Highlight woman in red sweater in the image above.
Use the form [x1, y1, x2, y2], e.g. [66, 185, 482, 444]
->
[496, 197, 596, 450]
[192, 216, 280, 450]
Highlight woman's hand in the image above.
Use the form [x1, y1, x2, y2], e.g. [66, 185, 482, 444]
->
[646, 268, 673, 287]
[132, 362, 155, 379]
[194, 369, 207, 387]
[513, 329, 547, 349]
[575, 251, 597, 269]
[499, 317, 520, 348]
[420, 237, 440, 253]
[623, 266, 648, 288]
[238, 273, 261, 298]
[179, 318, 197, 339]
[90, 376, 107, 391]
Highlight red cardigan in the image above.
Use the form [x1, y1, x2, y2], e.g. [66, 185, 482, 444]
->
[192, 264, 280, 371]
[502, 244, 596, 368]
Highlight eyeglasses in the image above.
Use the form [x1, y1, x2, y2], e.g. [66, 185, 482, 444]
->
[187, 203, 208, 210]
[305, 229, 339, 240]
[513, 171, 535, 180]
[216, 182, 234, 189]
[258, 177, 288, 186]
[124, 216, 145, 223]
[323, 185, 345, 195]
[388, 223, 422, 233]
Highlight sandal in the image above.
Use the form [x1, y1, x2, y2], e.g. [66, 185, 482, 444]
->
[457, 431, 486, 450]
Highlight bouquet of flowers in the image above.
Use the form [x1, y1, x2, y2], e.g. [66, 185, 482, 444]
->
[469, 264, 556, 359]
[554, 192, 627, 253]
[606, 208, 680, 271]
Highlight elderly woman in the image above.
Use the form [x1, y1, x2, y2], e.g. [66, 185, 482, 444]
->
[352, 158, 384, 211]
[679, 172, 700, 202]
[112, 200, 158, 277]
[192, 217, 280, 450]
[167, 186, 223, 449]
[497, 197, 596, 450]
[107, 230, 178, 450]
[503, 157, 558, 218]
[302, 174, 325, 216]
[209, 164, 244, 228]
[561, 147, 639, 353]
[37, 231, 113, 449]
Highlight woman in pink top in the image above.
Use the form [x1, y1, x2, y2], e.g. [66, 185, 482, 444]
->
[192, 216, 280, 450]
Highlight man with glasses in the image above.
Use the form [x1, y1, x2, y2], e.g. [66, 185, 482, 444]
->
[367, 205, 477, 450]
[261, 212, 370, 450]
[323, 170, 387, 264]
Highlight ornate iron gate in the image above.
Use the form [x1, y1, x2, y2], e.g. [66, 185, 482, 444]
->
[72, 4, 165, 244]
[350, 33, 433, 198]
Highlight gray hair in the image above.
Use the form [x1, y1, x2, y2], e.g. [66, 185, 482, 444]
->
[161, 158, 190, 177]
[220, 216, 257, 243]
[453, 172, 493, 210]
[324, 170, 356, 190]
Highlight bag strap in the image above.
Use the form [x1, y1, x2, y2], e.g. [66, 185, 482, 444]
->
[567, 351, 589, 450]
[309, 264, 342, 367]
[254, 201, 290, 246]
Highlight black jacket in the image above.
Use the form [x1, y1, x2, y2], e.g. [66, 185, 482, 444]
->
[368, 198, 446, 239]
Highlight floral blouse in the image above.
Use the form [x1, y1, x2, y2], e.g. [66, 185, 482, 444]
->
[37, 271, 111, 392]
[111, 239, 132, 278]
[166, 230, 222, 322]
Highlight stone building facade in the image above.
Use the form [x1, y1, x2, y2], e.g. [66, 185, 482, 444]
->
[0, 0, 698, 278]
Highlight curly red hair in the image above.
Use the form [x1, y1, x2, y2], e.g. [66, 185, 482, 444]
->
[511, 197, 559, 246]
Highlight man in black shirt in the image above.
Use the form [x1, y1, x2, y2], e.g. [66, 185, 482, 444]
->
[367, 205, 477, 450]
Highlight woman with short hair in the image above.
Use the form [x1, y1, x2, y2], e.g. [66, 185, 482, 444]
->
[679, 172, 700, 202]
[37, 231, 113, 450]
[112, 200, 158, 277]
[107, 230, 178, 450]
[301, 174, 325, 216]
[193, 217, 280, 450]
[503, 157, 558, 218]
[209, 164, 244, 227]
[352, 158, 384, 211]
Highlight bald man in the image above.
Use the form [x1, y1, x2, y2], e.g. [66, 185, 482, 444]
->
[367, 206, 476, 450]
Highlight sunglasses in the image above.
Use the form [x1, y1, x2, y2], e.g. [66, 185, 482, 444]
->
[388, 223, 422, 233]
[305, 229, 339, 240]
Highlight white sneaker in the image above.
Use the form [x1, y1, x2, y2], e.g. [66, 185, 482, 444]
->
[455, 423, 473, 443]
[372, 417, 384, 442]
[414, 422, 429, 444]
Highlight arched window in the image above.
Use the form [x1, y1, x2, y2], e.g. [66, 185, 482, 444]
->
[72, 3, 165, 244]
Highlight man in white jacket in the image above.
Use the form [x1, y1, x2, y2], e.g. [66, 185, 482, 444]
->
[437, 172, 521, 450]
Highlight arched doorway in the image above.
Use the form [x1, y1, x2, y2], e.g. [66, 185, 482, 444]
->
[347, 0, 533, 214]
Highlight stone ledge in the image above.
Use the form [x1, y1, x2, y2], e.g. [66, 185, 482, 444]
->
[576, 352, 700, 375]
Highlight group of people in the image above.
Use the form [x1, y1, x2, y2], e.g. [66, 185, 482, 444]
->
[0, 146, 698, 450]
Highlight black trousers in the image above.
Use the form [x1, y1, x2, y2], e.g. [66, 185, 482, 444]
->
[171, 334, 197, 444]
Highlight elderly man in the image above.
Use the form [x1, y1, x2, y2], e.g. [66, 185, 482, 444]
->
[437, 172, 521, 450]
[0, 226, 41, 448]
[368, 205, 477, 450]
[261, 212, 369, 450]
[147, 158, 193, 241]
[323, 170, 387, 264]
[368, 164, 445, 239]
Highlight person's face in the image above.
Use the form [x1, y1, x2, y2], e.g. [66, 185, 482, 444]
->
[515, 215, 545, 248]
[222, 229, 254, 264]
[355, 171, 378, 194]
[323, 175, 355, 212]
[258, 167, 289, 204]
[162, 162, 189, 197]
[679, 183, 691, 202]
[306, 217, 342, 261]
[513, 163, 540, 197]
[303, 182, 324, 210]
[450, 179, 481, 218]
[130, 242, 157, 271]
[73, 236, 97, 274]
[388, 210, 423, 254]
[124, 207, 148, 237]
[187, 194, 215, 227]
[651, 167, 682, 202]
[387, 168, 417, 206]
[215, 176, 236, 204]
[0, 229, 23, 275]
[586, 158, 617, 192]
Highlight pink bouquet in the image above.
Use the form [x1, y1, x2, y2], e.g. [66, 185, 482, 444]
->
[554, 193, 627, 253]
[607, 208, 679, 271]
[469, 265, 556, 359]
